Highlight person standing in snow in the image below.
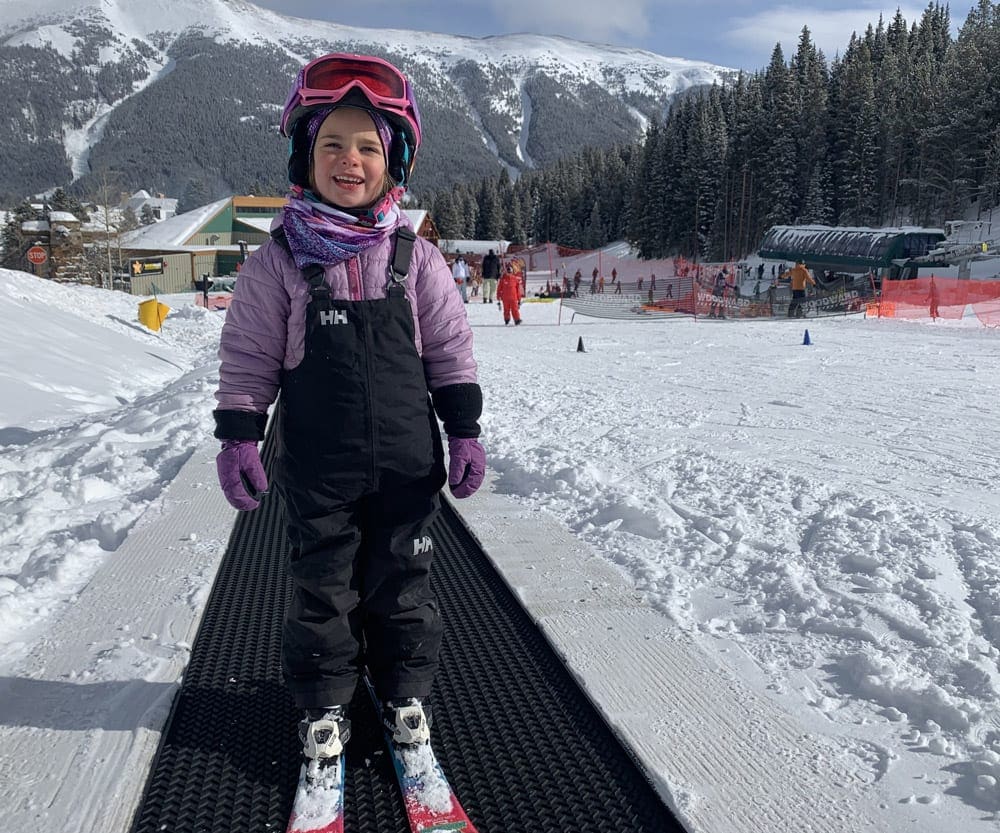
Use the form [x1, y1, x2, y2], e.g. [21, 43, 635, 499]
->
[780, 260, 816, 318]
[211, 52, 486, 769]
[451, 254, 470, 303]
[497, 262, 523, 325]
[709, 270, 727, 319]
[481, 248, 500, 305]
[926, 276, 940, 319]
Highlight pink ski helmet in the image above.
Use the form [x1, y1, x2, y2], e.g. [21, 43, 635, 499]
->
[280, 52, 422, 188]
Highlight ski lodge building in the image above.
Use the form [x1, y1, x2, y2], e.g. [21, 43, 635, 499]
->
[119, 196, 440, 294]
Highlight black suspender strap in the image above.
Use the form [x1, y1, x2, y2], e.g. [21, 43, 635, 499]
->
[390, 227, 416, 283]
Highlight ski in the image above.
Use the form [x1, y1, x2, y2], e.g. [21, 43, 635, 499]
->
[285, 755, 345, 833]
[365, 676, 479, 833]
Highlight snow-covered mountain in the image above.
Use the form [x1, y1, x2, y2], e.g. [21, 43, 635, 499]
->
[0, 0, 738, 203]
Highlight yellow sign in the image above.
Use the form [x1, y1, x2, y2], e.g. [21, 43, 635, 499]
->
[130, 258, 165, 276]
[138, 299, 170, 331]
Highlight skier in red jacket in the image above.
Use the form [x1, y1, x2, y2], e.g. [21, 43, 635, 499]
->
[497, 263, 523, 325]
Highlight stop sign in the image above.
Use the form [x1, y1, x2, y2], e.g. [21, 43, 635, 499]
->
[27, 246, 47, 265]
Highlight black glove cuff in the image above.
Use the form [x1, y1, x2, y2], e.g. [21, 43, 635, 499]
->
[213, 409, 267, 441]
[432, 383, 482, 438]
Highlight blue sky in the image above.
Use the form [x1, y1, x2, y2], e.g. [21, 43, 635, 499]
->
[252, 1, 966, 72]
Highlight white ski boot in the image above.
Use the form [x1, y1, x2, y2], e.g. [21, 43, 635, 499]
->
[299, 706, 351, 762]
[381, 698, 432, 746]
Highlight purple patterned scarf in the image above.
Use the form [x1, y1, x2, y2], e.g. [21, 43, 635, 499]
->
[282, 186, 405, 270]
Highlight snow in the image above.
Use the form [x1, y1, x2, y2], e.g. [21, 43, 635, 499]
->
[120, 195, 232, 247]
[288, 760, 343, 828]
[1, 266, 1000, 831]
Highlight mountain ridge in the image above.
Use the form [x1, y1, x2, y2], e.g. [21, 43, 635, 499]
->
[0, 0, 739, 204]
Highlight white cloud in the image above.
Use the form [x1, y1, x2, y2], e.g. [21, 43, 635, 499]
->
[484, 0, 651, 43]
[725, 4, 929, 61]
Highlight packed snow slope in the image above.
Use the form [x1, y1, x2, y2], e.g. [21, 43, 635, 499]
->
[1, 268, 1000, 832]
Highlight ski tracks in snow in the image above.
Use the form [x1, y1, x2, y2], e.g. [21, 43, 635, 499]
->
[479, 318, 1000, 816]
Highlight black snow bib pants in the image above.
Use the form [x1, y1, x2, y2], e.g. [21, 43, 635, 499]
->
[276, 237, 446, 710]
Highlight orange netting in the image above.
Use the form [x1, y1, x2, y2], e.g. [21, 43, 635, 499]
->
[504, 244, 999, 327]
[879, 277, 1000, 326]
[511, 242, 698, 310]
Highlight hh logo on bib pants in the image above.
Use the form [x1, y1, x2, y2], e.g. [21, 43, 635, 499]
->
[412, 535, 433, 556]
[320, 309, 349, 326]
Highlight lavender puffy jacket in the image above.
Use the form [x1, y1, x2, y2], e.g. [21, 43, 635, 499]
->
[215, 214, 477, 415]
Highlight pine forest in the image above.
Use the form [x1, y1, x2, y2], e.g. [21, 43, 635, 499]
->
[426, 2, 1000, 260]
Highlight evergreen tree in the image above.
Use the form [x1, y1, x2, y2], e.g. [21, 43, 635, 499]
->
[829, 40, 880, 224]
[1, 201, 37, 268]
[50, 187, 90, 221]
[985, 126, 1000, 211]
[800, 162, 835, 224]
[461, 188, 480, 240]
[739, 76, 770, 254]
[475, 178, 503, 240]
[662, 99, 693, 253]
[690, 87, 729, 259]
[140, 204, 157, 225]
[792, 28, 830, 220]
[119, 205, 140, 232]
[516, 180, 534, 244]
[934, 0, 1000, 214]
[628, 122, 663, 256]
[760, 45, 799, 228]
[431, 190, 461, 239]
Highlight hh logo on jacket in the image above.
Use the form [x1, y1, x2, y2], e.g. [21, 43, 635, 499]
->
[412, 535, 433, 556]
[320, 309, 348, 326]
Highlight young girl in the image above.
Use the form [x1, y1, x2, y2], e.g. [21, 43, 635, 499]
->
[212, 53, 486, 765]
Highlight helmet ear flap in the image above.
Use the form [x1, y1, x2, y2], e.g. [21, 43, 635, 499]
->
[287, 117, 312, 187]
[387, 130, 412, 187]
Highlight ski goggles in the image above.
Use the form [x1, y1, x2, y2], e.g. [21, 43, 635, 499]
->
[281, 53, 416, 136]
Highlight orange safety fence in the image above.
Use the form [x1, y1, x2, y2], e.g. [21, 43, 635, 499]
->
[195, 292, 234, 311]
[513, 241, 697, 305]
[500, 244, 1000, 327]
[879, 277, 1000, 327]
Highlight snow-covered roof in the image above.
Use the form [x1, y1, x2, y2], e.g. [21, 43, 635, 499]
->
[125, 193, 178, 212]
[125, 244, 248, 254]
[439, 238, 511, 255]
[49, 211, 78, 222]
[82, 222, 115, 234]
[120, 196, 232, 247]
[236, 217, 274, 233]
[403, 209, 428, 230]
[21, 220, 49, 232]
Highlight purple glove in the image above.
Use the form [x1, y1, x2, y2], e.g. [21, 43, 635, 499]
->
[216, 439, 268, 511]
[447, 437, 486, 499]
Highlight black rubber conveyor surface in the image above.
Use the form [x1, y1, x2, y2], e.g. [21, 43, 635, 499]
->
[130, 435, 685, 833]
